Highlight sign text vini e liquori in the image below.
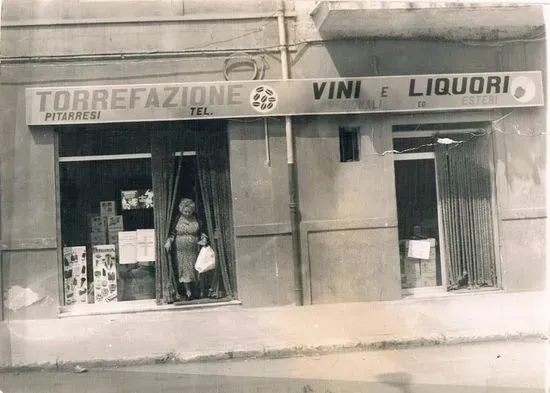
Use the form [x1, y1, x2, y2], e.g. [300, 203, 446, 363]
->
[25, 71, 544, 125]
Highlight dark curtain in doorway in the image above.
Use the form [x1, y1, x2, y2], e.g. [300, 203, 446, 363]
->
[195, 124, 235, 299]
[394, 160, 438, 239]
[435, 134, 497, 289]
[151, 127, 180, 304]
[151, 122, 235, 303]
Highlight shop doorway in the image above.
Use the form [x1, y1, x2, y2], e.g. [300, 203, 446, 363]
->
[393, 126, 498, 293]
[58, 121, 235, 309]
[394, 158, 443, 292]
[152, 121, 235, 305]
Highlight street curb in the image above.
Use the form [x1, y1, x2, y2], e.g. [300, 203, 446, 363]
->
[0, 332, 545, 373]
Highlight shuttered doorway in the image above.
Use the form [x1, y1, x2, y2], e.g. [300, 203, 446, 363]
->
[393, 125, 498, 292]
[435, 132, 497, 289]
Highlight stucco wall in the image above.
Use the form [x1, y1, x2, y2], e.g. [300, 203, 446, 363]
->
[493, 107, 546, 290]
[1, 0, 285, 21]
[0, 322, 11, 367]
[229, 120, 294, 306]
[307, 227, 400, 303]
[499, 218, 546, 291]
[0, 84, 59, 320]
[294, 114, 401, 304]
[2, 250, 60, 320]
[493, 41, 546, 291]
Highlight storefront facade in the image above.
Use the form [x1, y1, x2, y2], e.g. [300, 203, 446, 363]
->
[0, 0, 546, 362]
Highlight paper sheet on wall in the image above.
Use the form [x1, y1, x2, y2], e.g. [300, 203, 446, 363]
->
[136, 229, 156, 262]
[118, 231, 137, 264]
[407, 240, 431, 260]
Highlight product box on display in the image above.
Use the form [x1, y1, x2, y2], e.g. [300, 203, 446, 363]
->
[100, 201, 116, 216]
[107, 215, 124, 233]
[90, 216, 108, 233]
[108, 232, 120, 246]
[90, 231, 107, 246]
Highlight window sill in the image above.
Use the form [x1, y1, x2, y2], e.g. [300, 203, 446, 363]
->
[58, 298, 241, 318]
[401, 286, 503, 300]
[402, 286, 446, 298]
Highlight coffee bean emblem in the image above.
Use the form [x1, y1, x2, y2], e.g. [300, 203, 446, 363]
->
[250, 85, 278, 113]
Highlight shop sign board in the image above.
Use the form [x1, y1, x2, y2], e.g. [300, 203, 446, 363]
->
[25, 71, 544, 125]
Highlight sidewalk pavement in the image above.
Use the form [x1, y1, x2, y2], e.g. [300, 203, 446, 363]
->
[1, 340, 546, 392]
[1, 289, 547, 369]
[122, 340, 546, 390]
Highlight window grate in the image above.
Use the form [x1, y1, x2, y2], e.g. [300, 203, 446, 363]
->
[339, 127, 360, 162]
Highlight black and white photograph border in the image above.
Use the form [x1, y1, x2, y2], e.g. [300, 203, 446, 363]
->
[0, 0, 548, 392]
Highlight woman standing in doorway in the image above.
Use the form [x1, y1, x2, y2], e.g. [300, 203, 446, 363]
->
[164, 198, 200, 300]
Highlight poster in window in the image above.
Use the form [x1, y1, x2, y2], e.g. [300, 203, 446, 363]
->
[407, 240, 431, 260]
[118, 231, 138, 265]
[92, 245, 118, 303]
[121, 189, 154, 210]
[136, 229, 156, 262]
[63, 246, 88, 305]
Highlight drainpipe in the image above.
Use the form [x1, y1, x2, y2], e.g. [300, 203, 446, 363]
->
[544, 5, 550, 375]
[0, 0, 4, 321]
[277, 0, 303, 306]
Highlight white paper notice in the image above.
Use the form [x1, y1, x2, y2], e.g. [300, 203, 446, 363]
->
[408, 240, 431, 260]
[118, 231, 137, 264]
[136, 229, 156, 262]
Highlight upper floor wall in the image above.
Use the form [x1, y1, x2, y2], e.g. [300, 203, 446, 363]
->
[0, 0, 295, 59]
[1, 0, 284, 21]
[1, 1, 545, 74]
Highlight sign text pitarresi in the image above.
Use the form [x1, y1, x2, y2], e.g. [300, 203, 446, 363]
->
[25, 71, 544, 125]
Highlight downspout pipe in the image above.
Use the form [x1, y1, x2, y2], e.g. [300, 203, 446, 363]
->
[277, 0, 303, 306]
[0, 0, 4, 321]
[544, 6, 550, 381]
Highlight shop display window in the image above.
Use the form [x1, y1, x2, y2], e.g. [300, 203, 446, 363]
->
[58, 122, 234, 307]
[60, 155, 156, 303]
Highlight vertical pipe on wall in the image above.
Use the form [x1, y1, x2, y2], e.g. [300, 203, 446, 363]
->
[0, 0, 4, 321]
[264, 118, 271, 166]
[54, 132, 65, 311]
[543, 9, 550, 393]
[0, 161, 2, 320]
[277, 0, 303, 306]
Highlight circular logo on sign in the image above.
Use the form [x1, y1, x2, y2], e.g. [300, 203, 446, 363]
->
[510, 76, 536, 103]
[250, 85, 278, 113]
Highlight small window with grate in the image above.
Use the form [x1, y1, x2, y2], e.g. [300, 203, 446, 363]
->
[339, 127, 360, 162]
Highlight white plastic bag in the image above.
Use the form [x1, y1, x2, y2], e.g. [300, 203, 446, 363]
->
[195, 246, 216, 273]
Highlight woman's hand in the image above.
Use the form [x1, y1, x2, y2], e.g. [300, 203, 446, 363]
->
[164, 239, 172, 252]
